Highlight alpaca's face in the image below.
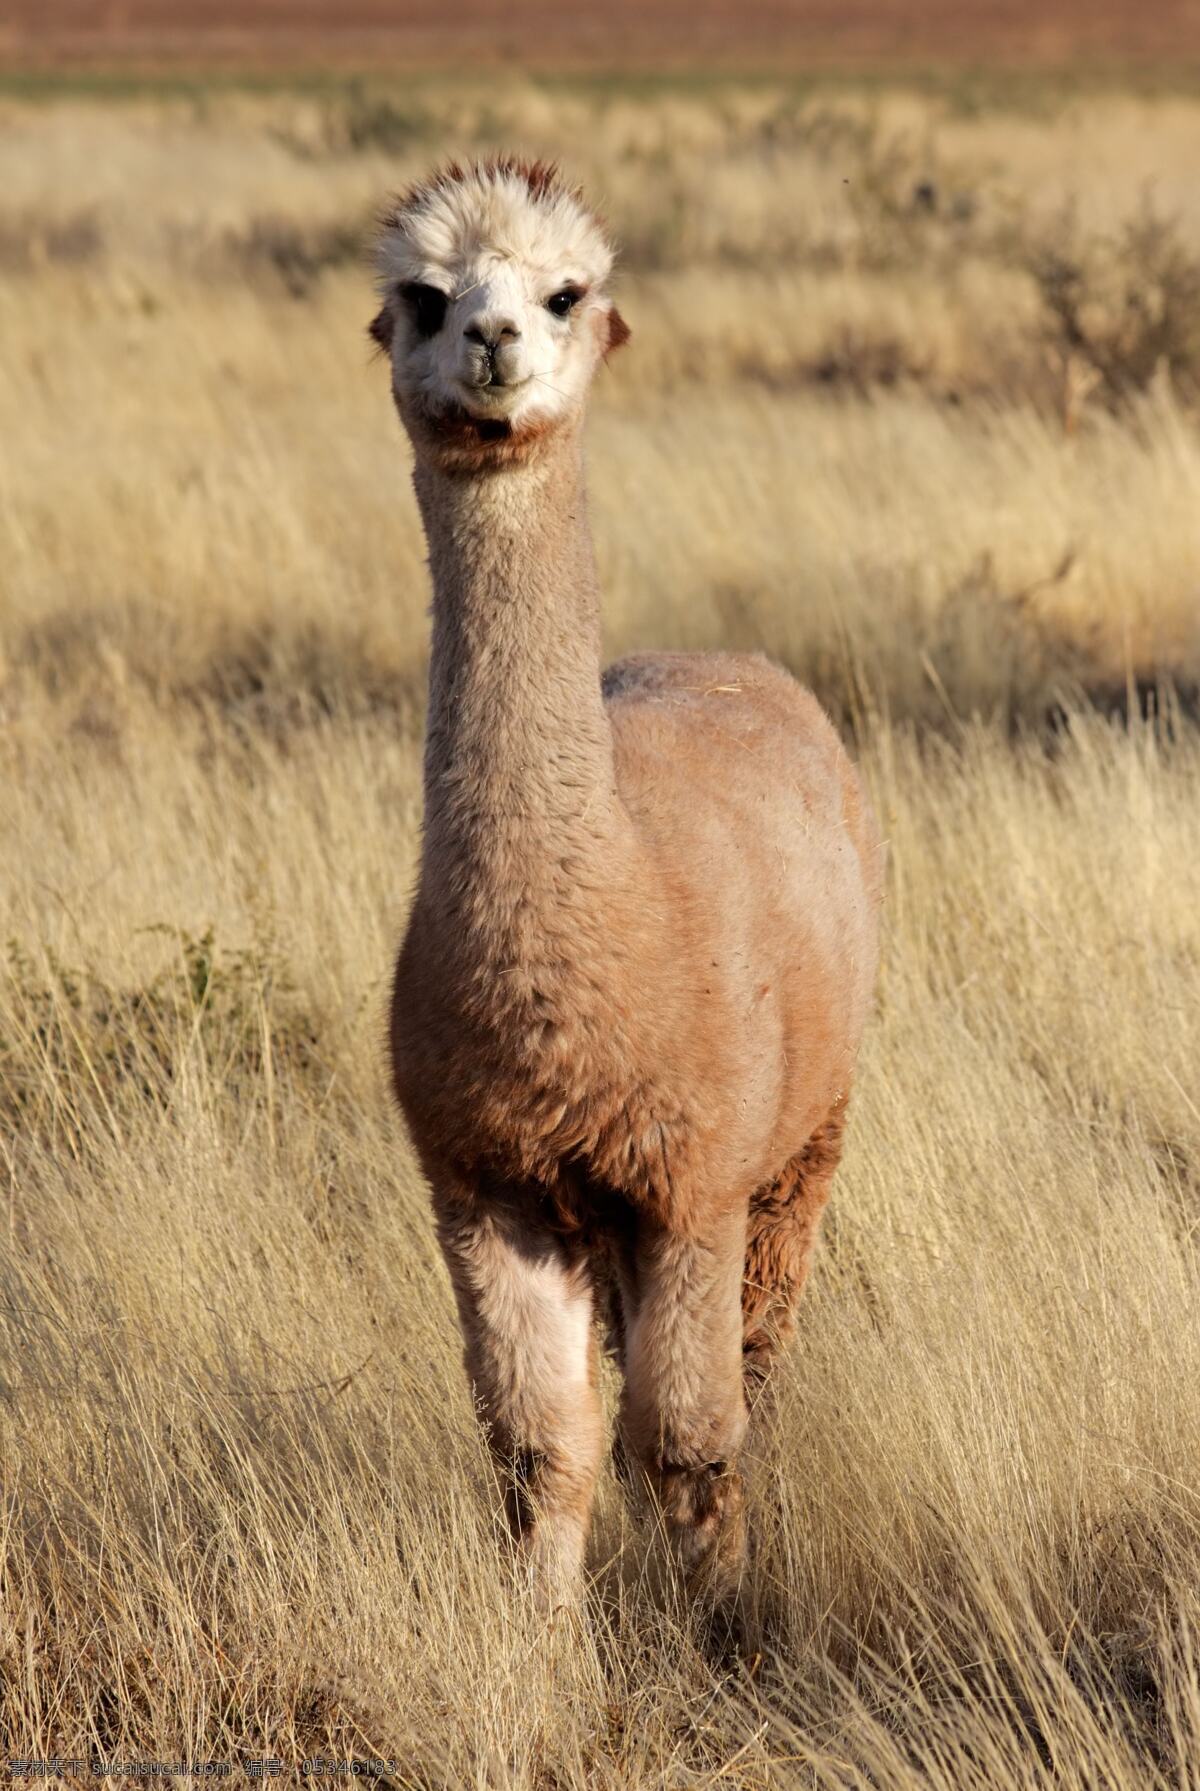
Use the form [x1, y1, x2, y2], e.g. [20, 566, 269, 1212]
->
[372, 162, 627, 452]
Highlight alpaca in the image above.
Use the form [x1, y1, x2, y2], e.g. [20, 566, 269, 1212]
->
[371, 159, 882, 1612]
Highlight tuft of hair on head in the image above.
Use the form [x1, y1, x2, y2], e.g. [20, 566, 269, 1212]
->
[389, 155, 573, 218]
[372, 155, 616, 297]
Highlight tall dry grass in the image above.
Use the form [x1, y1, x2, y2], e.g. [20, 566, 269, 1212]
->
[2, 77, 1200, 1786]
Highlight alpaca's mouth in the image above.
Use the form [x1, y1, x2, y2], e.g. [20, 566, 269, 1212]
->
[458, 374, 529, 406]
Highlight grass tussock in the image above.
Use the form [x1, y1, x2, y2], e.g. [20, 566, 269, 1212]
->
[2, 74, 1200, 1787]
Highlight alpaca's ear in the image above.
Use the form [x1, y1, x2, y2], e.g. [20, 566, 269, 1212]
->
[603, 306, 631, 358]
[369, 306, 394, 354]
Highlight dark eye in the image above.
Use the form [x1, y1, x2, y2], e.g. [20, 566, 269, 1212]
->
[546, 288, 582, 318]
[401, 283, 448, 338]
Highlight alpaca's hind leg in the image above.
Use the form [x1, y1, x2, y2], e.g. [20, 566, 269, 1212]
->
[433, 1184, 604, 1610]
[742, 1100, 848, 1391]
[620, 1207, 749, 1609]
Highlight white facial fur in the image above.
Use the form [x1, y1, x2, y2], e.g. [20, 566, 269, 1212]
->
[374, 163, 619, 435]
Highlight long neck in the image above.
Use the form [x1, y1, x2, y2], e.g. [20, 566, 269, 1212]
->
[413, 424, 627, 936]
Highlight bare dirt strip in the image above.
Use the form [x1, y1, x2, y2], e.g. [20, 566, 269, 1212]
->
[3, 0, 1200, 75]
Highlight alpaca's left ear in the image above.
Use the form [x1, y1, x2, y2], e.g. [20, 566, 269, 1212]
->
[369, 306, 394, 353]
[603, 306, 631, 358]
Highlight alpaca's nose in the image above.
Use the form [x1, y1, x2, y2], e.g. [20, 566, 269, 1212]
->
[463, 315, 521, 348]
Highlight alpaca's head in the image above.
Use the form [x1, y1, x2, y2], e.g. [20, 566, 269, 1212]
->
[371, 159, 628, 467]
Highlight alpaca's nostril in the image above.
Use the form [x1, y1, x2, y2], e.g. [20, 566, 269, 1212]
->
[464, 317, 521, 348]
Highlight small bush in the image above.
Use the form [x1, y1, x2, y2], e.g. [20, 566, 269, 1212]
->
[0, 928, 325, 1148]
[0, 208, 102, 272]
[229, 216, 365, 298]
[1032, 210, 1200, 409]
[338, 82, 435, 154]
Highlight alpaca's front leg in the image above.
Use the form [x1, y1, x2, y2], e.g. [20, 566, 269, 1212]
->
[433, 1187, 603, 1609]
[620, 1206, 749, 1612]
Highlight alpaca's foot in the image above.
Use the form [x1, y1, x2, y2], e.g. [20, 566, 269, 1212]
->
[614, 1432, 748, 1629]
[515, 1506, 590, 1618]
[696, 1579, 753, 1671]
[499, 1436, 603, 1617]
[657, 1455, 747, 1615]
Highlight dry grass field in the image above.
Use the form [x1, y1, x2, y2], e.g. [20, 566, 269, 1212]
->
[3, 74, 1200, 1786]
